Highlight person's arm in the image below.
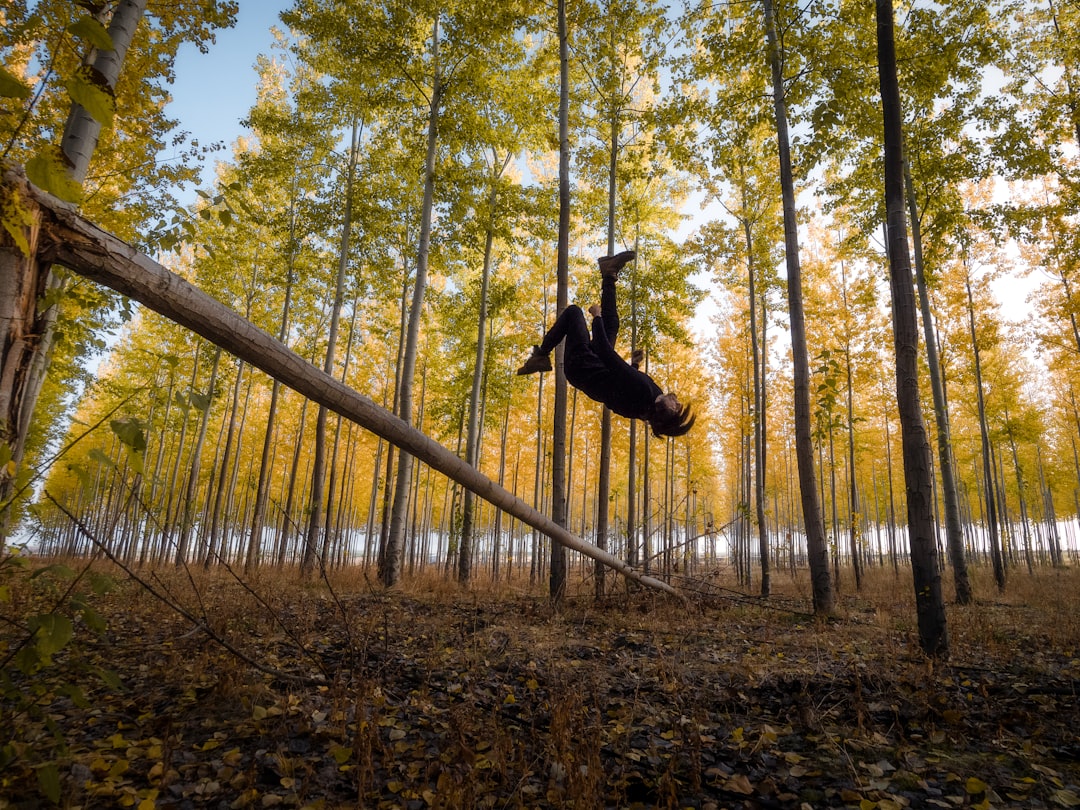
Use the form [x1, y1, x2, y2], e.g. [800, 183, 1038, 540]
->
[587, 306, 623, 365]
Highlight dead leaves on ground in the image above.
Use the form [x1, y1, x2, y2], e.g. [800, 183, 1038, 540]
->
[2, 580, 1079, 808]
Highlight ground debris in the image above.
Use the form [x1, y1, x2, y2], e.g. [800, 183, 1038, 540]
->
[2, 572, 1079, 809]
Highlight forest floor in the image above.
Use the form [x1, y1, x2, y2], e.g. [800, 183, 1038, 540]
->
[1, 559, 1079, 810]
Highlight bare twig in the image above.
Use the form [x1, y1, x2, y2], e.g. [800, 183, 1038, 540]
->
[44, 491, 326, 686]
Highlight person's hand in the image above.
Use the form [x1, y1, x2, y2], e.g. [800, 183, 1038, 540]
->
[631, 349, 644, 368]
[588, 304, 602, 317]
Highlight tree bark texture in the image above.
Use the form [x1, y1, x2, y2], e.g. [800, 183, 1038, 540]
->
[0, 0, 149, 540]
[762, 0, 833, 614]
[877, 0, 949, 657]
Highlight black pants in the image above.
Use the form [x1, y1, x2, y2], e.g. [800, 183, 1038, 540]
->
[538, 275, 620, 358]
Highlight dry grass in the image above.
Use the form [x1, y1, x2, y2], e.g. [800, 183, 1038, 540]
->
[2, 558, 1078, 808]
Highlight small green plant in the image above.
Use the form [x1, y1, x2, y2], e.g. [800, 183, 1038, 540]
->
[0, 551, 117, 804]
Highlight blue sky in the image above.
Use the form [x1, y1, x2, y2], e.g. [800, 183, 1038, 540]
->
[164, 2, 290, 199]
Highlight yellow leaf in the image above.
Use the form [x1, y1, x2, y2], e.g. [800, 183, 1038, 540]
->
[252, 705, 267, 721]
[724, 774, 754, 795]
[966, 777, 988, 794]
[861, 799, 879, 810]
[1052, 789, 1080, 808]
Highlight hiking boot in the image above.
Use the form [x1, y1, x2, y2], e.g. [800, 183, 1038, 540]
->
[516, 346, 552, 375]
[598, 250, 636, 278]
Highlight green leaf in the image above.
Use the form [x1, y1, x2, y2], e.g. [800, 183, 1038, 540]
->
[96, 668, 123, 689]
[30, 563, 76, 581]
[110, 417, 147, 453]
[26, 146, 83, 204]
[1, 183, 37, 256]
[69, 463, 92, 493]
[15, 644, 42, 674]
[65, 65, 115, 128]
[36, 762, 62, 804]
[88, 571, 114, 596]
[88, 448, 115, 469]
[67, 15, 115, 50]
[0, 66, 32, 100]
[28, 613, 74, 659]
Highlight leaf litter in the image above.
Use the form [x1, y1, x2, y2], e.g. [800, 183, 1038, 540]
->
[1, 569, 1078, 809]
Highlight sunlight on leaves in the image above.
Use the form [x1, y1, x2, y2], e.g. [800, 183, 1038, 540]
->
[66, 65, 116, 128]
[67, 15, 116, 51]
[26, 146, 83, 204]
[0, 65, 32, 99]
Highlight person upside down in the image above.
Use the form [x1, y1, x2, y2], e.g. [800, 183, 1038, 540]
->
[516, 250, 695, 438]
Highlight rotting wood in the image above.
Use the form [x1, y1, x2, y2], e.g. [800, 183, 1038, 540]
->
[5, 169, 681, 599]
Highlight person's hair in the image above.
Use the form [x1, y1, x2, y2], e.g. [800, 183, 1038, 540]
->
[649, 402, 695, 437]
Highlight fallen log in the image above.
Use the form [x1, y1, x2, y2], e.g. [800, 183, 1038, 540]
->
[9, 170, 680, 598]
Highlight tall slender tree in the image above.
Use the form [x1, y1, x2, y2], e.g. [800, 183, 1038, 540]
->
[877, 0, 948, 657]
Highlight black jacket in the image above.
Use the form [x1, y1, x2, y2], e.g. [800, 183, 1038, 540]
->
[564, 316, 661, 421]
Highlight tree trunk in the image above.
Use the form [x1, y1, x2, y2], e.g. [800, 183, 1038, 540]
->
[247, 198, 299, 571]
[204, 357, 245, 567]
[550, 0, 571, 601]
[839, 261, 862, 590]
[459, 176, 503, 583]
[745, 215, 769, 596]
[904, 162, 972, 604]
[382, 18, 441, 587]
[303, 120, 360, 576]
[174, 346, 220, 566]
[964, 273, 1005, 590]
[877, 0, 948, 657]
[0, 1, 148, 543]
[762, 0, 833, 613]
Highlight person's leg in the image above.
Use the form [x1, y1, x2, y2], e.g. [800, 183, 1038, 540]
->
[539, 305, 588, 355]
[597, 274, 620, 348]
[518, 305, 588, 374]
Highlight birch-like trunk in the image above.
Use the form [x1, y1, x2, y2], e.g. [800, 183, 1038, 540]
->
[382, 17, 441, 587]
[549, 0, 571, 600]
[762, 0, 833, 613]
[878, 0, 949, 656]
[303, 119, 360, 576]
[904, 162, 972, 604]
[0, 0, 148, 543]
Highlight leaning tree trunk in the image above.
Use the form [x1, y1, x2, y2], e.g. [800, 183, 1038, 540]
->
[0, 0, 148, 544]
[877, 0, 948, 657]
[382, 17, 441, 588]
[14, 168, 683, 596]
[762, 0, 833, 614]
